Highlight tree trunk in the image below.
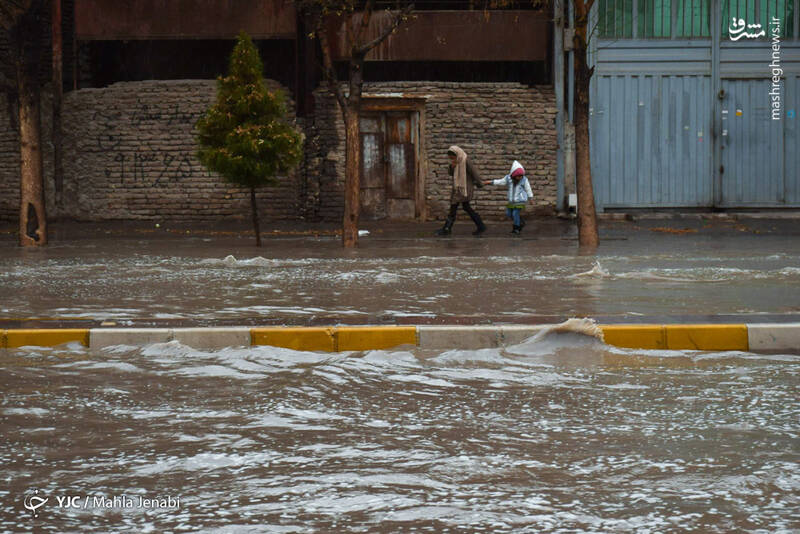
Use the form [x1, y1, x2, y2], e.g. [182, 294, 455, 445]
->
[573, 1, 599, 249]
[341, 53, 365, 249]
[52, 0, 64, 206]
[342, 106, 360, 248]
[250, 186, 262, 247]
[18, 58, 47, 247]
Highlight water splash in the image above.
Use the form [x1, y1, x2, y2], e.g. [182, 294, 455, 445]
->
[570, 261, 610, 279]
[505, 318, 605, 357]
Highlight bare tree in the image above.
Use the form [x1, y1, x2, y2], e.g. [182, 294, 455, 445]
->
[300, 0, 414, 247]
[1, 0, 48, 246]
[572, 0, 599, 248]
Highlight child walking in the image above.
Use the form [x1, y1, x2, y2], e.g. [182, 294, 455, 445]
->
[484, 161, 534, 235]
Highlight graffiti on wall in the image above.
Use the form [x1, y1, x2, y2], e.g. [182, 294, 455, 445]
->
[90, 102, 205, 187]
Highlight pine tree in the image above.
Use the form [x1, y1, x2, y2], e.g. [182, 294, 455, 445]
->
[197, 31, 303, 246]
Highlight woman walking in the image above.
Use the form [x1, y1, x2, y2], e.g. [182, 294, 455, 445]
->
[435, 146, 487, 236]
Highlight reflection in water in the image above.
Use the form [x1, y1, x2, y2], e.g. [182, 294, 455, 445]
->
[1, 333, 797, 532]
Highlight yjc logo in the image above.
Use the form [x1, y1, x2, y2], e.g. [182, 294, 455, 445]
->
[23, 489, 48, 517]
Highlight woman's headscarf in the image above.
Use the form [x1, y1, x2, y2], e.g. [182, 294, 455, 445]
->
[448, 145, 468, 198]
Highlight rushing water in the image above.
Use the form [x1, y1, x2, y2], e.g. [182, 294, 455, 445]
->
[1, 233, 800, 322]
[1, 329, 798, 533]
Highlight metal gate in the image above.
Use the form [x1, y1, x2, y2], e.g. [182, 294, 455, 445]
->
[592, 73, 713, 208]
[586, 0, 800, 211]
[720, 79, 786, 205]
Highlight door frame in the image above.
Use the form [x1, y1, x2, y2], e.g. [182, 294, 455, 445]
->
[361, 97, 428, 220]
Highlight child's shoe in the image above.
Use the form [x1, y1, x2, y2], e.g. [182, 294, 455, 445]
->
[511, 225, 521, 235]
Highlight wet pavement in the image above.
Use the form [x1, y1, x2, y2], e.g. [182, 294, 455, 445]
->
[1, 215, 800, 327]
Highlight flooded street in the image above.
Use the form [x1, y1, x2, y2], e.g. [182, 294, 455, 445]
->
[2, 221, 800, 324]
[2, 220, 799, 532]
[1, 333, 798, 532]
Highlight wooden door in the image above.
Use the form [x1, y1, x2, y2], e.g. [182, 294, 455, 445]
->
[359, 111, 417, 220]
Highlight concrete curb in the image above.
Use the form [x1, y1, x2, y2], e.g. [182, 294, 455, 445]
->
[1, 324, 798, 353]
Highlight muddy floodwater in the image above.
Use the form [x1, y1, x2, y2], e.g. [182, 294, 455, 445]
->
[1, 330, 798, 533]
[1, 227, 800, 323]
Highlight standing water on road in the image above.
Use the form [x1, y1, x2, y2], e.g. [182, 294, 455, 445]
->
[1, 329, 798, 532]
[1, 227, 800, 322]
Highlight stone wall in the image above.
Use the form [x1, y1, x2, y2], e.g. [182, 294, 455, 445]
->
[0, 92, 21, 222]
[1, 79, 558, 223]
[306, 81, 558, 222]
[0, 79, 304, 222]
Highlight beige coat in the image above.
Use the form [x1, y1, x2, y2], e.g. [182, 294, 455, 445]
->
[448, 149, 483, 204]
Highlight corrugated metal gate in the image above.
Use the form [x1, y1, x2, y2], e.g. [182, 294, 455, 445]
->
[592, 72, 713, 207]
[588, 0, 800, 211]
[720, 79, 786, 205]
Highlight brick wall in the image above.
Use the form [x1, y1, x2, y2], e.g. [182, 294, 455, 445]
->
[0, 79, 304, 222]
[1, 79, 558, 223]
[0, 91, 20, 221]
[306, 81, 558, 222]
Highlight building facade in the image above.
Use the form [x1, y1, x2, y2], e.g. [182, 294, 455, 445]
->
[0, 0, 557, 223]
[585, 0, 800, 211]
[5, 0, 794, 224]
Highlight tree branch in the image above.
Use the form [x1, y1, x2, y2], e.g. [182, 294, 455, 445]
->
[315, 19, 348, 119]
[355, 0, 374, 47]
[344, 7, 356, 54]
[356, 3, 415, 56]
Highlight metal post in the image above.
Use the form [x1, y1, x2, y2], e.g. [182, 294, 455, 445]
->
[568, 0, 575, 122]
[795, 0, 799, 39]
[711, 0, 722, 206]
[555, 0, 566, 213]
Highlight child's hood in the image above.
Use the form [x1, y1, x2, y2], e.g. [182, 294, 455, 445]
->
[509, 160, 525, 177]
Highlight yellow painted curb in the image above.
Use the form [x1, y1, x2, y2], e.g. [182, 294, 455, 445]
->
[664, 324, 748, 351]
[602, 325, 667, 350]
[251, 327, 335, 352]
[6, 329, 90, 348]
[336, 326, 417, 351]
[0, 325, 755, 352]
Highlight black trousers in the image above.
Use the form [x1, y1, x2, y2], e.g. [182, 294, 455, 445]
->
[448, 201, 482, 223]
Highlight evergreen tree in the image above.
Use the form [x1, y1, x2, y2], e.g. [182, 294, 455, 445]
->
[197, 31, 303, 246]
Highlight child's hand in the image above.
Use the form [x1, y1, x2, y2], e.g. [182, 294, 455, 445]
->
[483, 180, 491, 185]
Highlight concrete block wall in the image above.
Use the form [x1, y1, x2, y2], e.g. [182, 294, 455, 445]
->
[306, 81, 558, 222]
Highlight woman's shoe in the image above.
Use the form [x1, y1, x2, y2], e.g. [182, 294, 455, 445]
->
[435, 218, 454, 236]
